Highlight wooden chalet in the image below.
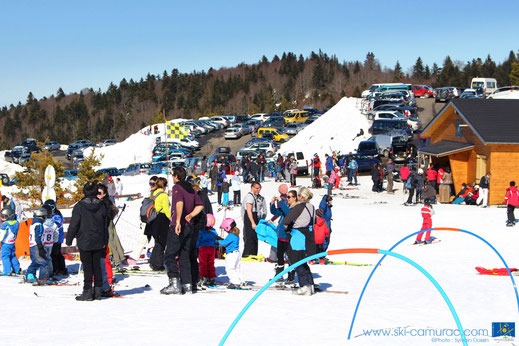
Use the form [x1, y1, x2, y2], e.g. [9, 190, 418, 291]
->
[419, 99, 519, 205]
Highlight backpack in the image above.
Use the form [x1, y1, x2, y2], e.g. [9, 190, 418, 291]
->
[140, 191, 166, 224]
[192, 209, 207, 231]
[217, 172, 224, 184]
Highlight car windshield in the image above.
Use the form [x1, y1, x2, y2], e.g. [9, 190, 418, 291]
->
[284, 113, 296, 118]
[296, 153, 304, 160]
[472, 82, 484, 88]
[358, 142, 376, 151]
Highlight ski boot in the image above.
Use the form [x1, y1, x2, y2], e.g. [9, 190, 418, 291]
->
[75, 287, 94, 301]
[160, 277, 181, 295]
[292, 284, 314, 296]
[25, 273, 38, 284]
[94, 287, 103, 300]
[182, 283, 193, 295]
[273, 265, 284, 284]
[207, 278, 216, 287]
[414, 240, 425, 244]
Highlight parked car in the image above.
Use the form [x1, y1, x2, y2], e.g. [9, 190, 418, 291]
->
[149, 162, 168, 175]
[215, 146, 231, 154]
[245, 137, 279, 149]
[97, 167, 120, 176]
[123, 163, 153, 176]
[412, 85, 434, 98]
[246, 119, 262, 132]
[230, 123, 250, 135]
[257, 127, 288, 142]
[460, 89, 482, 99]
[20, 138, 41, 153]
[0, 173, 10, 185]
[470, 77, 498, 95]
[71, 149, 84, 161]
[345, 153, 380, 172]
[283, 111, 310, 124]
[395, 117, 422, 132]
[43, 141, 60, 151]
[356, 141, 379, 157]
[236, 149, 259, 162]
[234, 115, 251, 124]
[285, 123, 302, 135]
[98, 139, 117, 147]
[487, 86, 519, 99]
[210, 116, 230, 127]
[250, 113, 269, 122]
[153, 149, 185, 162]
[10, 146, 27, 164]
[263, 116, 286, 128]
[370, 110, 404, 121]
[368, 119, 412, 139]
[224, 128, 242, 139]
[435, 87, 456, 102]
[244, 142, 277, 157]
[63, 170, 78, 180]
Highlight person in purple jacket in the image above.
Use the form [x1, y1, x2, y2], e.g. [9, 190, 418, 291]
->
[161, 167, 204, 296]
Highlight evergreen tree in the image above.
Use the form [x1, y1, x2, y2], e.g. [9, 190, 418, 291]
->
[352, 86, 361, 98]
[510, 62, 519, 85]
[424, 65, 431, 79]
[412, 57, 425, 79]
[353, 61, 361, 74]
[393, 61, 403, 81]
[56, 88, 65, 101]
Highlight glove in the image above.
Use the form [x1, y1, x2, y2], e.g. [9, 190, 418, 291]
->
[37, 244, 46, 258]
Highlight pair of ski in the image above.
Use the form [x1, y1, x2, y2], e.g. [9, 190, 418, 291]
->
[202, 282, 348, 294]
[475, 267, 518, 276]
[410, 236, 441, 246]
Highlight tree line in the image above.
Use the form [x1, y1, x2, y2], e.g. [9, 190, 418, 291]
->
[0, 49, 518, 148]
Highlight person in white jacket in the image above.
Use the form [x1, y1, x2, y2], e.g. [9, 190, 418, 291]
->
[115, 178, 123, 197]
[230, 173, 242, 206]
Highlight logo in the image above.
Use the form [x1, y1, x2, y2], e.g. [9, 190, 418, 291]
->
[492, 322, 515, 340]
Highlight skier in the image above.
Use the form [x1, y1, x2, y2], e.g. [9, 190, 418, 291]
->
[414, 199, 435, 244]
[197, 214, 218, 287]
[313, 208, 330, 263]
[0, 208, 20, 276]
[26, 207, 51, 283]
[221, 178, 230, 207]
[218, 218, 246, 289]
[325, 153, 334, 177]
[216, 168, 226, 206]
[289, 157, 297, 188]
[230, 173, 241, 206]
[505, 181, 519, 227]
[44, 199, 67, 276]
[348, 157, 358, 185]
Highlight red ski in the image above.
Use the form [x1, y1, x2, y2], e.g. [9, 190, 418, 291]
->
[475, 267, 517, 276]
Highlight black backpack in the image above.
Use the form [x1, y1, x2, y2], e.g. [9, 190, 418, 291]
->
[217, 172, 224, 184]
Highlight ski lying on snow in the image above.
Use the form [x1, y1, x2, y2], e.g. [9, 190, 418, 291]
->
[475, 267, 518, 276]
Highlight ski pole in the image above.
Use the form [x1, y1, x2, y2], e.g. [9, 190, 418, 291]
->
[114, 203, 127, 226]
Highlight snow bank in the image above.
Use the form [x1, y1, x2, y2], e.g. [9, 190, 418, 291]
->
[0, 151, 25, 176]
[280, 97, 370, 159]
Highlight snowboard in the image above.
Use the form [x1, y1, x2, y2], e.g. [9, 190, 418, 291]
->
[475, 267, 517, 276]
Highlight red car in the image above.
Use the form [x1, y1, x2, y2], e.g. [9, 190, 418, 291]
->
[412, 85, 434, 98]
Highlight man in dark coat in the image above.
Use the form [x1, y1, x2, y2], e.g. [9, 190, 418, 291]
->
[66, 181, 109, 301]
[209, 162, 218, 194]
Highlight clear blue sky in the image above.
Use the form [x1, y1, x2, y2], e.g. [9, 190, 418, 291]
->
[1, 0, 517, 107]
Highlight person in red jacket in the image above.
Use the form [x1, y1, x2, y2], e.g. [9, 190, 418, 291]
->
[313, 208, 330, 264]
[436, 167, 445, 193]
[400, 164, 410, 193]
[415, 199, 435, 244]
[427, 165, 438, 192]
[505, 181, 519, 227]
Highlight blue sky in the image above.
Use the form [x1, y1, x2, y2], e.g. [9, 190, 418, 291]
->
[1, 0, 517, 107]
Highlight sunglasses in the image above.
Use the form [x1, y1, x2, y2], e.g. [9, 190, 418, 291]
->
[98, 191, 105, 195]
[287, 195, 296, 199]
[149, 182, 156, 187]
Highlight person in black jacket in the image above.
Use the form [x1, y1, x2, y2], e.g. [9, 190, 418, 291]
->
[371, 164, 382, 192]
[66, 181, 109, 301]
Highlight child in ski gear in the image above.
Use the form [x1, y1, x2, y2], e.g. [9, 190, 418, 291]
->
[197, 214, 218, 286]
[26, 207, 50, 283]
[218, 218, 245, 288]
[44, 199, 67, 276]
[0, 207, 20, 276]
[415, 199, 435, 244]
[314, 208, 330, 261]
[221, 179, 230, 206]
[505, 181, 519, 227]
[33, 205, 57, 283]
[230, 173, 241, 205]
[318, 195, 333, 251]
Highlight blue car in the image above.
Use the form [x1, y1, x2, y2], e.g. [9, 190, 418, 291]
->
[345, 153, 380, 172]
[149, 162, 168, 175]
[63, 170, 78, 180]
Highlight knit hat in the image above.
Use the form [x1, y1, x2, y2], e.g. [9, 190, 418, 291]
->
[83, 181, 98, 197]
[316, 208, 324, 218]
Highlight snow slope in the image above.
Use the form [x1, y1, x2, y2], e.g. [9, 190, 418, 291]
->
[280, 97, 371, 159]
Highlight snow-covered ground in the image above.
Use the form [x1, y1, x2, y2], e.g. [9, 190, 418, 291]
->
[1, 175, 517, 345]
[1, 98, 517, 345]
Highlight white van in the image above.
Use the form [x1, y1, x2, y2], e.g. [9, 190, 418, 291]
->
[470, 78, 498, 95]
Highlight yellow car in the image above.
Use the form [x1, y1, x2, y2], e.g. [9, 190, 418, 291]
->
[257, 128, 289, 142]
[283, 111, 310, 124]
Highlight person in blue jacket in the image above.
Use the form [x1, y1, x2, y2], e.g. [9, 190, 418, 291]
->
[216, 168, 227, 206]
[270, 188, 298, 284]
[0, 207, 20, 276]
[325, 154, 334, 177]
[319, 195, 333, 251]
[26, 207, 52, 283]
[218, 218, 246, 289]
[197, 214, 219, 287]
[44, 199, 67, 276]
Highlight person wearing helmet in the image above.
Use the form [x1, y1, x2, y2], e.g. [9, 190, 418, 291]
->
[106, 177, 116, 203]
[217, 218, 246, 289]
[26, 207, 49, 283]
[0, 207, 20, 276]
[44, 199, 67, 276]
[33, 205, 57, 283]
[196, 214, 219, 287]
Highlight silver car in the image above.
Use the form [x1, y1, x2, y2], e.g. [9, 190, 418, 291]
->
[43, 141, 60, 151]
[285, 123, 302, 135]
